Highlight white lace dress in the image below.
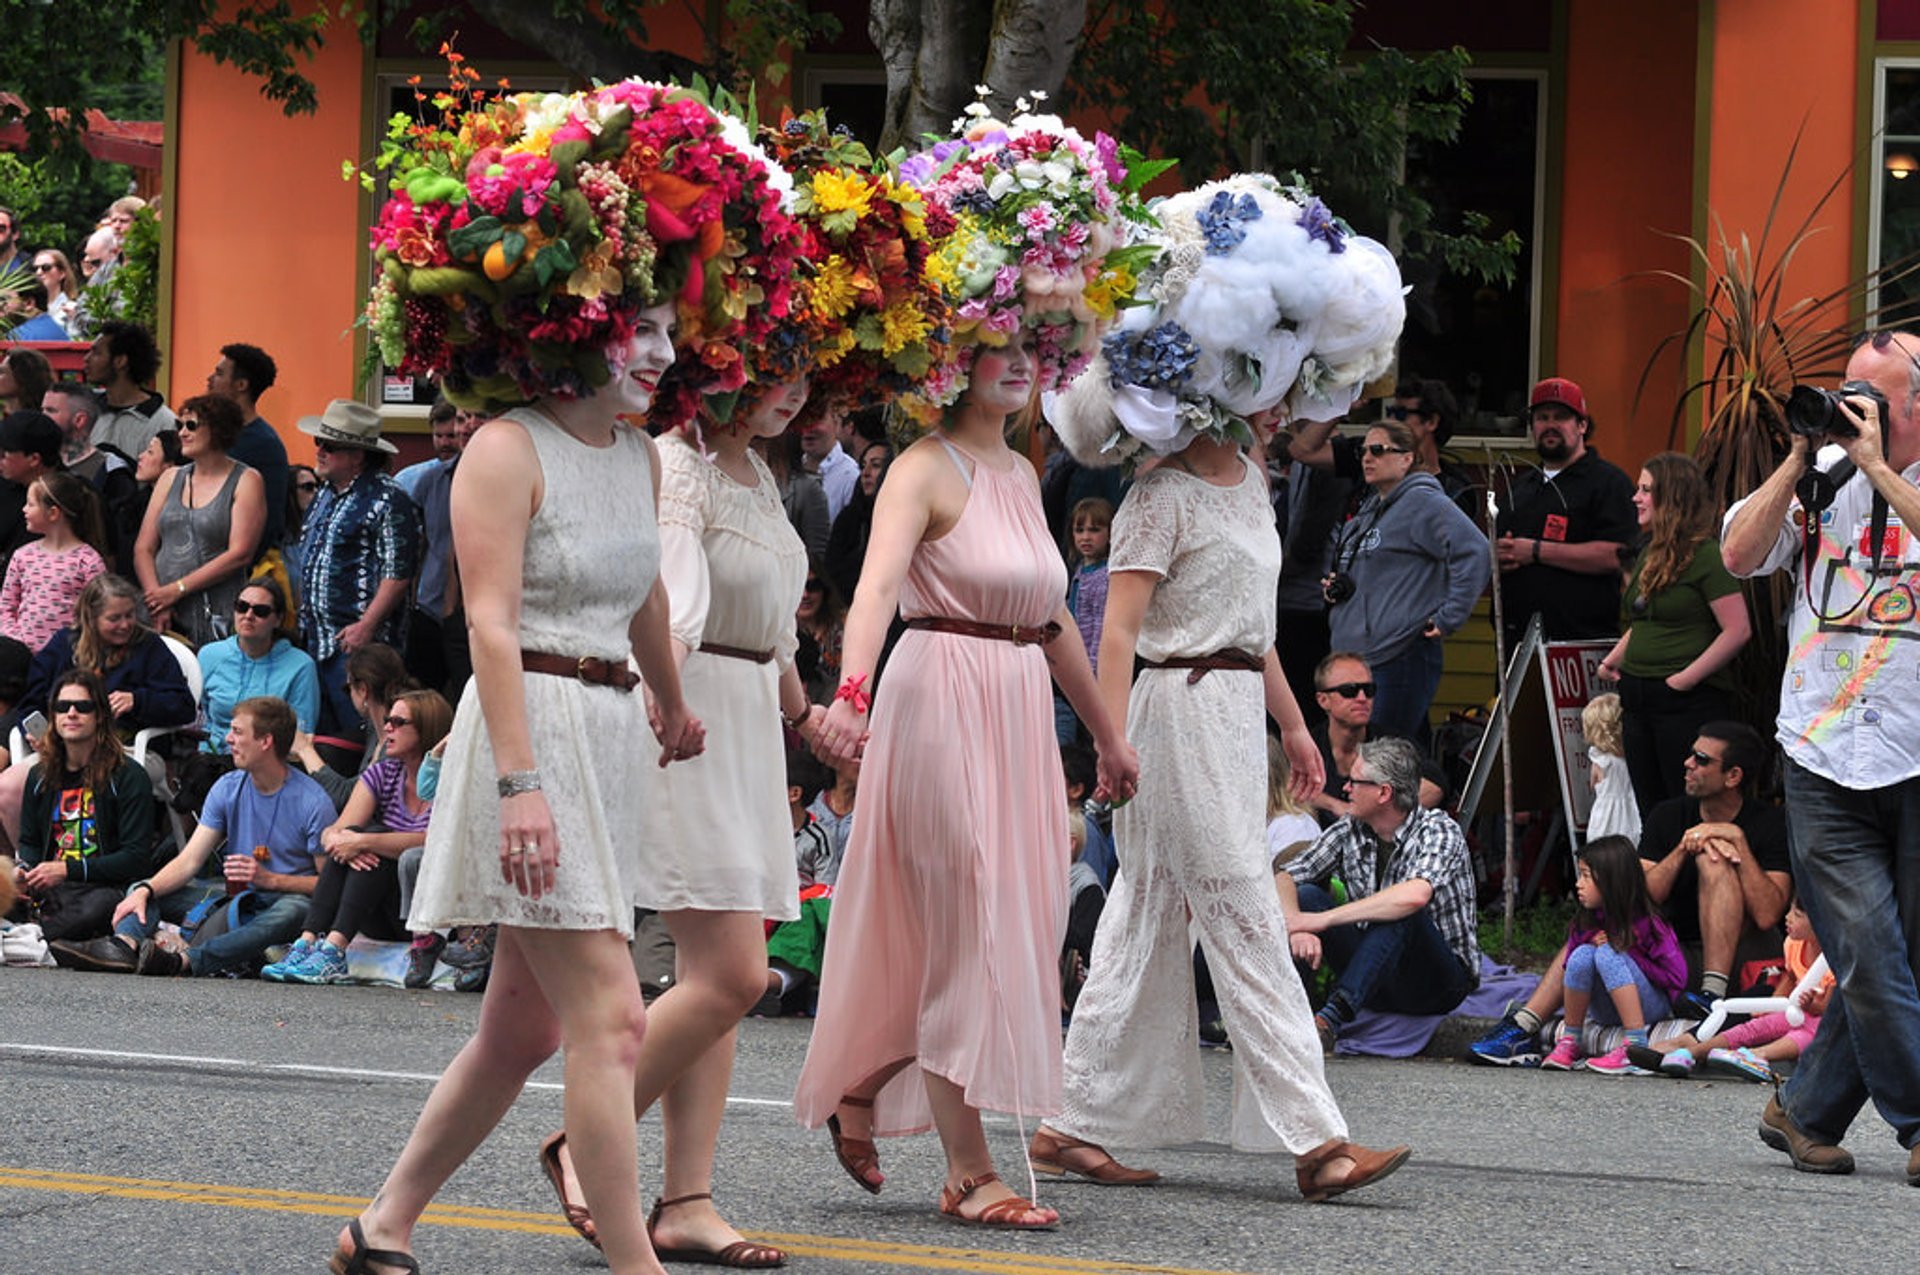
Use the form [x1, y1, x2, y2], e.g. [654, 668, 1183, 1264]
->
[409, 409, 662, 935]
[641, 434, 805, 918]
[1586, 750, 1641, 846]
[1053, 458, 1348, 1154]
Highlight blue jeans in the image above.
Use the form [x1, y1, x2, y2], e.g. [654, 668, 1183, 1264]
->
[1295, 881, 1476, 1024]
[116, 882, 308, 977]
[1564, 941, 1671, 1026]
[1368, 636, 1443, 743]
[1779, 759, 1920, 1149]
[314, 650, 363, 742]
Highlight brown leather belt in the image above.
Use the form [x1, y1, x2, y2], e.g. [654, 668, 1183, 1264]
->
[905, 617, 1062, 647]
[1140, 648, 1264, 684]
[701, 643, 774, 664]
[521, 649, 640, 691]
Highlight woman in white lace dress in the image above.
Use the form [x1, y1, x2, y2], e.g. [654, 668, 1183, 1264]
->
[1038, 173, 1413, 1202]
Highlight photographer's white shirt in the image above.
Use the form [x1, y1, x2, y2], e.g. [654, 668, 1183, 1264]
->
[1725, 446, 1920, 787]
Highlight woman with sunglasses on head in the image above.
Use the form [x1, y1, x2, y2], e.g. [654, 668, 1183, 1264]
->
[1323, 418, 1490, 742]
[8, 670, 158, 942]
[262, 688, 453, 985]
[1595, 451, 1750, 817]
[133, 393, 267, 648]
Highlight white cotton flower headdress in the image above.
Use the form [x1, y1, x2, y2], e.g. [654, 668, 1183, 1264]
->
[1047, 173, 1406, 468]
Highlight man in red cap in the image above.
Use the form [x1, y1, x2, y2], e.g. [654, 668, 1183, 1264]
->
[1491, 376, 1637, 652]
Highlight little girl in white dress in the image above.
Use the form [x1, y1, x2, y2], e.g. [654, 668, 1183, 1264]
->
[1583, 693, 1640, 846]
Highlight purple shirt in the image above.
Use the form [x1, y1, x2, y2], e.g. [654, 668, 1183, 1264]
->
[357, 757, 433, 834]
[1566, 911, 1688, 1000]
[1069, 562, 1108, 672]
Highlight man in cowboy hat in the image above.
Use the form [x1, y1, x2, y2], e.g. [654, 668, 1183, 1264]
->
[295, 399, 420, 738]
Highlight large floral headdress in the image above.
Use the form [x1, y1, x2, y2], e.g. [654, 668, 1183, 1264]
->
[894, 96, 1158, 423]
[751, 109, 947, 415]
[1049, 173, 1406, 468]
[363, 70, 802, 415]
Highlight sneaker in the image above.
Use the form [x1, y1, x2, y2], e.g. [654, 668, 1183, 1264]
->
[287, 940, 350, 985]
[1625, 1043, 1674, 1074]
[1540, 1034, 1584, 1071]
[1468, 1018, 1541, 1067]
[1655, 1047, 1697, 1078]
[440, 926, 496, 970]
[1759, 1094, 1855, 1174]
[48, 934, 139, 973]
[454, 962, 490, 993]
[261, 937, 314, 982]
[404, 934, 445, 990]
[1674, 988, 1722, 1023]
[1585, 1044, 1653, 1076]
[1706, 1046, 1775, 1084]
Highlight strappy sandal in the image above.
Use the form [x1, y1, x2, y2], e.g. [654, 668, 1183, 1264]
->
[329, 1217, 422, 1274]
[1294, 1139, 1412, 1203]
[937, 1172, 1057, 1230]
[647, 1192, 785, 1268]
[825, 1095, 883, 1194]
[536, 1130, 601, 1249]
[1029, 1128, 1160, 1185]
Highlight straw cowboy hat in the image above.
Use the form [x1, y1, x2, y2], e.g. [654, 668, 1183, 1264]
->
[296, 399, 399, 454]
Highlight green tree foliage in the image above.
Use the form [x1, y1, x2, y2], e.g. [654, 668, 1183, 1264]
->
[1071, 0, 1520, 285]
[0, 154, 134, 264]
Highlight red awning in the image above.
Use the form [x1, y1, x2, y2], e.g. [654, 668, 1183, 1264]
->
[0, 95, 163, 170]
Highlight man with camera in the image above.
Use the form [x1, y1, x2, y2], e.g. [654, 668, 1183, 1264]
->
[1721, 330, 1920, 1182]
[1492, 378, 1639, 652]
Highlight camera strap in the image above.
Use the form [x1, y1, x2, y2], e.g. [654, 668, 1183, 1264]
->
[1796, 458, 1890, 621]
[1333, 482, 1410, 578]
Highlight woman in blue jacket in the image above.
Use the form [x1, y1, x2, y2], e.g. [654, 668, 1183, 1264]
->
[1325, 420, 1491, 740]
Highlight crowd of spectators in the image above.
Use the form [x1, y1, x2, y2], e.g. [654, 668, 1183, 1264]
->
[0, 197, 149, 344]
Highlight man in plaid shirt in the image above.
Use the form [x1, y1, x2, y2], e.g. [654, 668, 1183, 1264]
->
[1279, 736, 1479, 1052]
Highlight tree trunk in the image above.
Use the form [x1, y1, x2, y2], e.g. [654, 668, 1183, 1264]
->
[872, 0, 1085, 153]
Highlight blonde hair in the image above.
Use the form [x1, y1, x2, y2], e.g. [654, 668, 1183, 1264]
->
[1582, 693, 1624, 758]
[1266, 734, 1308, 818]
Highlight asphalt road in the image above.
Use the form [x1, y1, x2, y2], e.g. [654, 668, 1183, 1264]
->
[2, 969, 1916, 1274]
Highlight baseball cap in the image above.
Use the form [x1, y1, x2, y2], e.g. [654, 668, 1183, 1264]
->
[0, 410, 63, 465]
[1529, 377, 1589, 419]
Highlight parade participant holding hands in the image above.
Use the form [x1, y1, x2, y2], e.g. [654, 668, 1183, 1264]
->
[793, 103, 1143, 1230]
[1042, 173, 1411, 1199]
[329, 76, 755, 1275]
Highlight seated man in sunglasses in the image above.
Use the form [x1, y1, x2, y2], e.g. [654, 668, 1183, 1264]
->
[1308, 651, 1402, 823]
[49, 696, 331, 977]
[1278, 736, 1480, 1053]
[1639, 721, 1790, 1020]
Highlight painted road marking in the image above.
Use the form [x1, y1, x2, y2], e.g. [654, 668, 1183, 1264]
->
[0, 1166, 1250, 1275]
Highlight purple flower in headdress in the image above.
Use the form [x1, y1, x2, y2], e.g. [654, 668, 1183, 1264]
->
[899, 141, 964, 188]
[1298, 196, 1346, 253]
[954, 188, 998, 216]
[1197, 190, 1262, 256]
[1093, 132, 1127, 186]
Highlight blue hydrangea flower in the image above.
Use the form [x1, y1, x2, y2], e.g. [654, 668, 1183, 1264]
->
[954, 188, 998, 216]
[1104, 322, 1200, 392]
[1197, 191, 1262, 256]
[1298, 196, 1346, 254]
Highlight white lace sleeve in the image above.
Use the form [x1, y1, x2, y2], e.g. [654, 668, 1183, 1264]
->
[656, 439, 712, 649]
[1110, 470, 1181, 578]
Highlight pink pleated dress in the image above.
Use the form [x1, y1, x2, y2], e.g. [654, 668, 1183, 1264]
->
[793, 438, 1071, 1137]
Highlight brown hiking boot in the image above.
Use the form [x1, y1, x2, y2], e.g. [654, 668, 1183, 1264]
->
[1758, 1095, 1854, 1174]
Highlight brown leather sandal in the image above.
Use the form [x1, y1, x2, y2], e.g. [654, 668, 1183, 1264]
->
[1294, 1139, 1412, 1203]
[937, 1171, 1057, 1230]
[329, 1217, 422, 1274]
[536, 1130, 600, 1249]
[825, 1095, 883, 1195]
[1029, 1128, 1160, 1185]
[647, 1192, 786, 1268]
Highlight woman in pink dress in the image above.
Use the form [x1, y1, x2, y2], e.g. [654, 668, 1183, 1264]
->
[800, 330, 1137, 1229]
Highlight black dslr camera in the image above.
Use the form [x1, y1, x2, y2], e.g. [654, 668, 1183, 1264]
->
[1322, 571, 1356, 606]
[1784, 380, 1888, 441]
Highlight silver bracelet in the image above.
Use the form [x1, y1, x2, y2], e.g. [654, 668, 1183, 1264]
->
[497, 769, 542, 799]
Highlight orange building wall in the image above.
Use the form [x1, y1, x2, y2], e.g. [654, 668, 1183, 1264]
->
[1556, 0, 1700, 477]
[167, 23, 367, 462]
[1702, 0, 1859, 375]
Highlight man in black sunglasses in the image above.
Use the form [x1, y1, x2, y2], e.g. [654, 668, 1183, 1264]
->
[1308, 651, 1399, 822]
[1721, 328, 1920, 1181]
[1491, 376, 1637, 652]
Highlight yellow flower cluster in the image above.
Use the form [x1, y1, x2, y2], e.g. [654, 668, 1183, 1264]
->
[1084, 264, 1137, 320]
[810, 168, 875, 218]
[880, 302, 933, 355]
[811, 255, 861, 320]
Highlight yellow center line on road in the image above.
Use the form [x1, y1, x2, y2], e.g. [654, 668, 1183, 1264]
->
[0, 1166, 1252, 1275]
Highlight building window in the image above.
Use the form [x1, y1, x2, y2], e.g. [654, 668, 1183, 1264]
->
[1399, 70, 1546, 437]
[1872, 60, 1920, 319]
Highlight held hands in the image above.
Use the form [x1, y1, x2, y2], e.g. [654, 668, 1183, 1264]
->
[499, 789, 560, 899]
[1093, 732, 1140, 805]
[650, 699, 705, 768]
[812, 697, 869, 769]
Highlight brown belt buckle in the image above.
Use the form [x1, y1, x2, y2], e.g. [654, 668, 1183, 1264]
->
[576, 656, 595, 684]
[1011, 624, 1033, 646]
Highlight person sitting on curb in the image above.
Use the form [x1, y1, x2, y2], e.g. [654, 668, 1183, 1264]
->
[48, 696, 332, 977]
[1639, 721, 1789, 1019]
[1278, 737, 1480, 1052]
